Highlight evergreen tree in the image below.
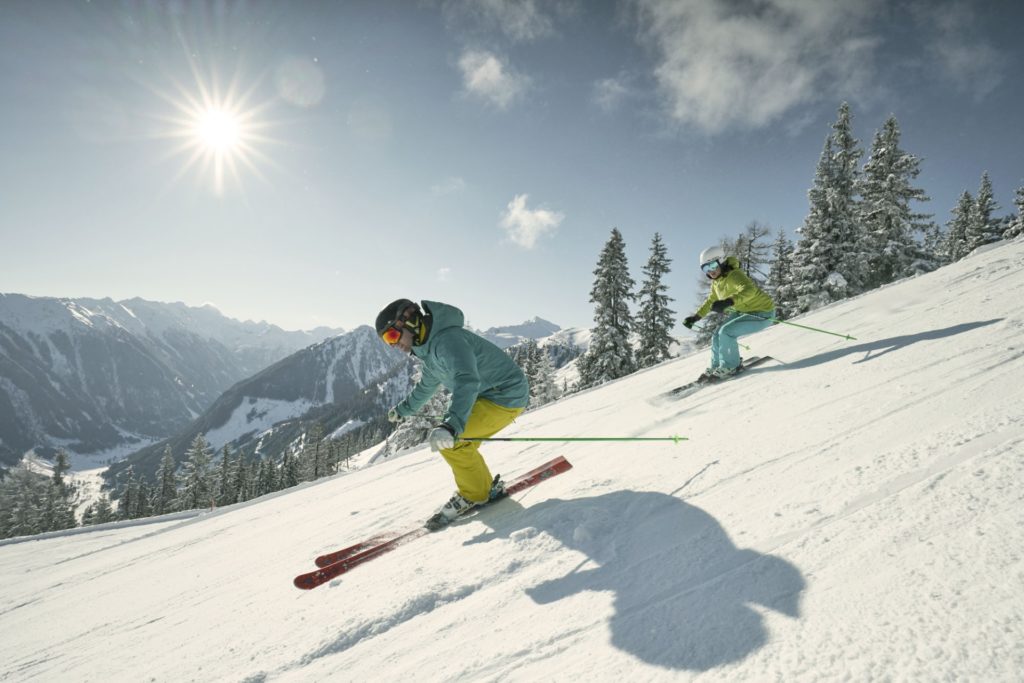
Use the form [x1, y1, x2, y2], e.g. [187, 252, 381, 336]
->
[303, 423, 326, 481]
[1005, 186, 1024, 239]
[792, 103, 867, 311]
[859, 115, 933, 287]
[89, 495, 115, 525]
[636, 232, 676, 368]
[528, 346, 559, 408]
[44, 449, 77, 531]
[966, 172, 1002, 250]
[766, 230, 797, 318]
[578, 228, 636, 388]
[181, 434, 214, 510]
[135, 480, 152, 518]
[153, 445, 179, 515]
[118, 465, 138, 521]
[2, 466, 45, 538]
[281, 449, 301, 489]
[922, 221, 948, 267]
[231, 455, 251, 503]
[945, 191, 974, 261]
[216, 446, 235, 506]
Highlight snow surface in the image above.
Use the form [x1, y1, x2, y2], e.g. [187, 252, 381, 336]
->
[2, 239, 1024, 681]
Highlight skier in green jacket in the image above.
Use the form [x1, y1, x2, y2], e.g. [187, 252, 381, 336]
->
[375, 299, 530, 530]
[682, 246, 776, 379]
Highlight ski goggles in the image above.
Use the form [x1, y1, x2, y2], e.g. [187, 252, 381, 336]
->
[380, 325, 404, 345]
[701, 259, 722, 274]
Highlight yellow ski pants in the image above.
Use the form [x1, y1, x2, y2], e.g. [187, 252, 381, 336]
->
[440, 398, 524, 503]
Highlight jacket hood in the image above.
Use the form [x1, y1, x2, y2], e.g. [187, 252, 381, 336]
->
[420, 300, 464, 349]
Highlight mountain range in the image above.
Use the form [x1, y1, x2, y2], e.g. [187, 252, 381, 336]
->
[0, 294, 342, 468]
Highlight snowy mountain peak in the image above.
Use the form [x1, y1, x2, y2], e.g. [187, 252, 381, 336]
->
[480, 317, 561, 348]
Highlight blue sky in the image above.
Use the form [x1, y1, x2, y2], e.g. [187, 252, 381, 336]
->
[1, 0, 1021, 332]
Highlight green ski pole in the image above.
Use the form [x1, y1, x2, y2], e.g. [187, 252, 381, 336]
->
[460, 435, 687, 445]
[731, 309, 857, 341]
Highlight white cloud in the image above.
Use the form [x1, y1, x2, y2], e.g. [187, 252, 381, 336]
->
[500, 194, 564, 249]
[458, 49, 530, 109]
[442, 0, 570, 42]
[593, 76, 632, 112]
[632, 0, 882, 134]
[437, 267, 452, 282]
[430, 177, 467, 196]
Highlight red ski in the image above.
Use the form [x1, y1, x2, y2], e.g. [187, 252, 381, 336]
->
[294, 455, 573, 590]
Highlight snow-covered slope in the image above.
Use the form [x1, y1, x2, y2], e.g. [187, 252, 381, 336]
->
[2, 239, 1023, 681]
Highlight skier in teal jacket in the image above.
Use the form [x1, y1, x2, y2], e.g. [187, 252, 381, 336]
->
[375, 299, 529, 529]
[683, 247, 776, 378]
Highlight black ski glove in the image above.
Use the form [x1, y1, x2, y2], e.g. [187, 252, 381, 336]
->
[683, 315, 701, 330]
[711, 298, 734, 314]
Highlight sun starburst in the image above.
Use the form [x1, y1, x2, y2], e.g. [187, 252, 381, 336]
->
[155, 63, 276, 196]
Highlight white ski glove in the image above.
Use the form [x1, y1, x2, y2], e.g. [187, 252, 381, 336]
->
[428, 424, 456, 452]
[387, 407, 402, 423]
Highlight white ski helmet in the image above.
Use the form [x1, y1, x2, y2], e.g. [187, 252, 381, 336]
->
[699, 246, 726, 268]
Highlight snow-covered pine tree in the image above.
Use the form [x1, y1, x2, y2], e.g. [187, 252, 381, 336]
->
[280, 449, 300, 489]
[153, 445, 179, 515]
[302, 422, 326, 481]
[118, 464, 138, 521]
[578, 228, 637, 388]
[859, 115, 933, 287]
[1005, 186, 1024, 239]
[231, 454, 251, 503]
[636, 232, 677, 369]
[181, 435, 214, 511]
[89, 495, 115, 525]
[966, 172, 1002, 250]
[945, 191, 974, 262]
[529, 346, 559, 408]
[216, 446, 235, 507]
[1, 466, 44, 538]
[922, 221, 948, 267]
[792, 103, 867, 312]
[767, 230, 797, 318]
[39, 451, 76, 532]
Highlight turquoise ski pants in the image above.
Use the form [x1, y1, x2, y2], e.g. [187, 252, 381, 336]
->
[711, 310, 776, 370]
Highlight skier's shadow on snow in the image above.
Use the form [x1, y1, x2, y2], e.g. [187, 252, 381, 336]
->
[467, 490, 805, 672]
[762, 319, 1002, 370]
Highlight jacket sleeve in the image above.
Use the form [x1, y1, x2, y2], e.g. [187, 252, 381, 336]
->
[436, 335, 482, 436]
[695, 293, 716, 318]
[396, 364, 440, 417]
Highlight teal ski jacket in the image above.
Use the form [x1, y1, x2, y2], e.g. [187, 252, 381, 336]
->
[395, 301, 529, 436]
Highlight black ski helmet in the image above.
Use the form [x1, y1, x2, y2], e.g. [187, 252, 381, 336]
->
[375, 299, 427, 344]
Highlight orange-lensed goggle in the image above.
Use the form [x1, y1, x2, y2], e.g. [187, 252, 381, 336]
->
[381, 325, 404, 345]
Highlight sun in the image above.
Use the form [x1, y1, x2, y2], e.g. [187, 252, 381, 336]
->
[195, 108, 242, 152]
[155, 67, 275, 196]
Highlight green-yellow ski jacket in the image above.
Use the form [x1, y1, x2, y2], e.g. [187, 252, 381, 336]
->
[696, 256, 775, 317]
[396, 301, 529, 436]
